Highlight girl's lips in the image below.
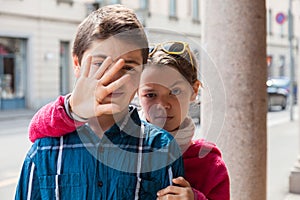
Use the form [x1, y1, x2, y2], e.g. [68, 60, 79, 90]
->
[154, 116, 173, 120]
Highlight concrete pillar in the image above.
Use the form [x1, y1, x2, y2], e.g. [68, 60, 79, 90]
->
[201, 0, 267, 199]
[289, 0, 300, 194]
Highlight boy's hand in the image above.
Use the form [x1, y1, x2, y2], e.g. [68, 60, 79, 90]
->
[156, 177, 194, 200]
[70, 56, 130, 118]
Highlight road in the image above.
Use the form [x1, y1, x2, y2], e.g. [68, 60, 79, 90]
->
[0, 117, 32, 199]
[0, 107, 299, 200]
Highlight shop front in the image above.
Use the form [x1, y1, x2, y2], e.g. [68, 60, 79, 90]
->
[0, 37, 27, 110]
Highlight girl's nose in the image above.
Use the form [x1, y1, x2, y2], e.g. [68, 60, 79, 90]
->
[158, 98, 171, 110]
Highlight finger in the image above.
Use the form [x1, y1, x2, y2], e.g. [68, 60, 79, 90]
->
[157, 186, 181, 196]
[82, 55, 92, 77]
[101, 59, 125, 85]
[94, 56, 113, 79]
[105, 74, 131, 94]
[94, 103, 122, 116]
[157, 194, 176, 200]
[172, 177, 190, 187]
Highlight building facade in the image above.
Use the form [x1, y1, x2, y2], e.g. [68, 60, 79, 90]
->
[0, 0, 299, 110]
[266, 0, 299, 79]
[0, 0, 85, 110]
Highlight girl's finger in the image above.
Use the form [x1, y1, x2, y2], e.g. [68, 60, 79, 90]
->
[82, 55, 92, 77]
[172, 177, 190, 187]
[100, 59, 125, 85]
[94, 56, 113, 79]
[157, 186, 181, 196]
[157, 194, 176, 200]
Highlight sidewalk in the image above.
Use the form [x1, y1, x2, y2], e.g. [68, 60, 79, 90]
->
[0, 109, 36, 121]
[286, 194, 300, 200]
[267, 107, 300, 200]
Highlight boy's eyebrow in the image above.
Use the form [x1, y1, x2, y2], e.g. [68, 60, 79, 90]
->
[92, 54, 142, 65]
[124, 59, 142, 66]
[91, 54, 107, 59]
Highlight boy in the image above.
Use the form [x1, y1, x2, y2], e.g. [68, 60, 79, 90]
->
[15, 5, 183, 200]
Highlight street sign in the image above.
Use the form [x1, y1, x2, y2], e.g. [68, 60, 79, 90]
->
[276, 12, 286, 25]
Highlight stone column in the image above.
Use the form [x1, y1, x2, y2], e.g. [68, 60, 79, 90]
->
[201, 0, 267, 199]
[289, 0, 300, 194]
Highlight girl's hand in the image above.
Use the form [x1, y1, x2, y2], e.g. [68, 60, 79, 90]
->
[156, 177, 194, 200]
[70, 55, 130, 119]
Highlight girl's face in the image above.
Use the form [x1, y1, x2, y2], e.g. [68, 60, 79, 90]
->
[138, 65, 199, 132]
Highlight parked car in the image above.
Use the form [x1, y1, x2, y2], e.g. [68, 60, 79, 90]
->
[267, 77, 290, 111]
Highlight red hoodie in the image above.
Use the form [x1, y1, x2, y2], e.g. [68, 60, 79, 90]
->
[29, 95, 230, 200]
[183, 139, 230, 199]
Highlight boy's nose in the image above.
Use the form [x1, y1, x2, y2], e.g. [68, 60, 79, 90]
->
[105, 62, 124, 84]
[109, 71, 123, 82]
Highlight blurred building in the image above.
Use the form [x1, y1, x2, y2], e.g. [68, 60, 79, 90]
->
[0, 0, 86, 110]
[266, 0, 300, 78]
[0, 0, 299, 110]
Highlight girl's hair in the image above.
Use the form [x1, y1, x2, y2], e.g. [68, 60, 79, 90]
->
[73, 4, 149, 65]
[147, 44, 198, 86]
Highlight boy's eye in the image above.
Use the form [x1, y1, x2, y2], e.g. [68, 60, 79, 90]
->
[93, 62, 103, 67]
[170, 88, 181, 96]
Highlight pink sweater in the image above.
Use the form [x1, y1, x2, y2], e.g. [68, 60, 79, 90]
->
[29, 95, 230, 200]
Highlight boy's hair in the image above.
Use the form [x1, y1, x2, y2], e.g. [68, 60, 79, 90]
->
[148, 46, 198, 86]
[73, 4, 148, 65]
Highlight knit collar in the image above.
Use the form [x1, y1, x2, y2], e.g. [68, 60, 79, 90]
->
[171, 117, 195, 153]
[139, 110, 195, 153]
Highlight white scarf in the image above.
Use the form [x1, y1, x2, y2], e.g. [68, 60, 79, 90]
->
[139, 110, 195, 153]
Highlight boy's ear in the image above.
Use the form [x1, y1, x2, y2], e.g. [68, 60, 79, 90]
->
[190, 80, 201, 101]
[73, 55, 81, 78]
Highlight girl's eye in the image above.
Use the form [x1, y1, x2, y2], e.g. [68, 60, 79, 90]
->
[171, 88, 181, 96]
[145, 93, 156, 98]
[122, 65, 135, 71]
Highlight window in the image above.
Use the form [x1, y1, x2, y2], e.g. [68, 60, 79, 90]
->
[279, 55, 285, 76]
[169, 0, 177, 19]
[140, 0, 149, 10]
[192, 0, 200, 23]
[57, 0, 73, 5]
[59, 42, 70, 95]
[0, 37, 27, 109]
[267, 55, 272, 67]
[109, 0, 120, 4]
[138, 0, 150, 26]
[267, 9, 273, 35]
[267, 55, 273, 77]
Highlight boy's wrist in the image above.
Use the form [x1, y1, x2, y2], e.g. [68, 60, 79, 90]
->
[64, 94, 88, 123]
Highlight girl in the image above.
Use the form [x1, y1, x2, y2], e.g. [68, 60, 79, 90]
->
[29, 41, 230, 199]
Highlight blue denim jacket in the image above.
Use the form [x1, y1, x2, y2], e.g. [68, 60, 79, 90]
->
[15, 108, 184, 200]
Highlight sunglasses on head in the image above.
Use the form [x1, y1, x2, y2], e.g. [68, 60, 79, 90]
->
[148, 41, 195, 70]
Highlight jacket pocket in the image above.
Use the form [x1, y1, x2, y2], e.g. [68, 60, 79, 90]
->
[39, 173, 87, 200]
[140, 178, 162, 200]
[116, 175, 161, 200]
